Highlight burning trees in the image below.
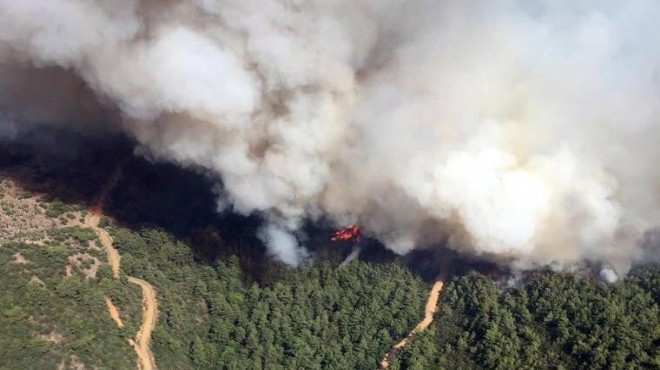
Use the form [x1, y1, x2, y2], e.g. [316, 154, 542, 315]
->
[331, 225, 362, 267]
[331, 225, 361, 243]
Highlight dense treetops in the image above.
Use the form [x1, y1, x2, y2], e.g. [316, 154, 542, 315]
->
[110, 226, 428, 370]
[390, 267, 660, 370]
[1, 198, 658, 369]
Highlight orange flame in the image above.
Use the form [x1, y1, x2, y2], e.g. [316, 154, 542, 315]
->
[331, 225, 361, 243]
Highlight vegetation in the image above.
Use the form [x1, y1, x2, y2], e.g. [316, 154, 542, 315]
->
[389, 268, 660, 370]
[110, 225, 428, 370]
[44, 200, 82, 218]
[48, 226, 96, 244]
[0, 136, 658, 369]
[0, 239, 141, 369]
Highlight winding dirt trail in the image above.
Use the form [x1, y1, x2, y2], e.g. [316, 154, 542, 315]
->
[127, 277, 158, 370]
[86, 213, 120, 277]
[379, 275, 446, 369]
[85, 161, 158, 370]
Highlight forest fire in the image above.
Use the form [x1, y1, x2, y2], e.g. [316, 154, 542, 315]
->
[331, 225, 361, 243]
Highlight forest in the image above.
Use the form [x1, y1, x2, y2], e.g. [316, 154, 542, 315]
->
[110, 224, 660, 370]
[389, 267, 659, 370]
[0, 136, 658, 369]
[3, 219, 656, 369]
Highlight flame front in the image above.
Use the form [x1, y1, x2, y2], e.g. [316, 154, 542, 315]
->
[331, 225, 361, 243]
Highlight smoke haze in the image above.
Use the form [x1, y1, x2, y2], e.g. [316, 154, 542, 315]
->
[1, 0, 659, 272]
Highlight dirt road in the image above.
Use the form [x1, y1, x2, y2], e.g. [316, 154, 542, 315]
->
[105, 297, 124, 328]
[128, 277, 158, 370]
[85, 160, 159, 370]
[85, 213, 120, 278]
[379, 277, 445, 369]
[85, 159, 123, 277]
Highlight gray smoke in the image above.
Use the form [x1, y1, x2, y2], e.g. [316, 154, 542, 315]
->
[1, 1, 660, 272]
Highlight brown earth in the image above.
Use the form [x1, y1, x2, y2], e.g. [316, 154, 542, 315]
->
[105, 297, 124, 328]
[127, 277, 158, 370]
[12, 252, 28, 264]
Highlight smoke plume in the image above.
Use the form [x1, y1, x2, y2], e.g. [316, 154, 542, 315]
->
[1, 1, 660, 272]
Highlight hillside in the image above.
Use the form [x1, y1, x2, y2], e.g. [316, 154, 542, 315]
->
[0, 137, 658, 370]
[0, 175, 143, 369]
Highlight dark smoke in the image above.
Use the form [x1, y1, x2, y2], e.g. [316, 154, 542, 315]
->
[1, 1, 660, 276]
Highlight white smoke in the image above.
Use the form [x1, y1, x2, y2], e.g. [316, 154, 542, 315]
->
[599, 267, 619, 283]
[257, 224, 308, 266]
[1, 1, 659, 271]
